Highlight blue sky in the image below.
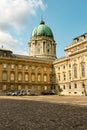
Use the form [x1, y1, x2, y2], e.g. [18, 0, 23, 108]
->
[0, 0, 87, 57]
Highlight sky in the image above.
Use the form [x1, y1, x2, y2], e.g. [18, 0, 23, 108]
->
[0, 0, 87, 58]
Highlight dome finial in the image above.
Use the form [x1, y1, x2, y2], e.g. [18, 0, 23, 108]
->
[40, 15, 45, 24]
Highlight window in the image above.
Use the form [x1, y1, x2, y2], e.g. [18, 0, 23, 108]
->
[47, 49, 50, 54]
[3, 64, 7, 69]
[63, 65, 65, 69]
[10, 72, 15, 81]
[81, 64, 85, 77]
[69, 85, 71, 89]
[69, 64, 71, 68]
[69, 72, 71, 80]
[37, 48, 40, 54]
[63, 85, 65, 89]
[58, 67, 60, 70]
[63, 73, 66, 80]
[11, 64, 15, 69]
[44, 86, 47, 90]
[3, 84, 6, 90]
[74, 66, 77, 78]
[18, 65, 22, 69]
[58, 74, 60, 81]
[38, 74, 41, 81]
[11, 85, 14, 90]
[2, 71, 7, 80]
[74, 83, 77, 88]
[18, 85, 21, 90]
[25, 73, 28, 81]
[74, 92, 77, 94]
[25, 65, 28, 70]
[44, 75, 47, 82]
[31, 74, 35, 81]
[82, 83, 85, 88]
[18, 73, 22, 81]
[32, 66, 35, 70]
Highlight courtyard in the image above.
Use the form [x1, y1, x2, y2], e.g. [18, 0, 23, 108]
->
[0, 95, 87, 130]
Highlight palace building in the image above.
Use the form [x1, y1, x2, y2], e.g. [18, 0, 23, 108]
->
[0, 20, 87, 95]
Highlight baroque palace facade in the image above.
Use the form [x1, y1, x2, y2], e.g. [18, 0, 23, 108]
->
[0, 20, 87, 95]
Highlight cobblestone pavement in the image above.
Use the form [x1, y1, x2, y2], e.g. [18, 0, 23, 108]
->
[0, 96, 87, 130]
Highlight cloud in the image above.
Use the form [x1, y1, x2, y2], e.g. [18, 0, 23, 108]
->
[0, 0, 46, 55]
[0, 31, 28, 55]
[0, 0, 46, 31]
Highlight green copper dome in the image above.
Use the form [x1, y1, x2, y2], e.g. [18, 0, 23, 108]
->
[31, 20, 54, 38]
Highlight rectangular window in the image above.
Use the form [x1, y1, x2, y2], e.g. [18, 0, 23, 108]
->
[11, 85, 14, 90]
[63, 73, 66, 80]
[25, 65, 28, 70]
[18, 65, 22, 69]
[2, 72, 7, 80]
[69, 85, 71, 89]
[74, 66, 77, 78]
[11, 64, 15, 69]
[69, 72, 71, 80]
[3, 84, 6, 90]
[3, 64, 7, 69]
[63, 85, 65, 89]
[18, 85, 21, 90]
[58, 74, 60, 81]
[81, 64, 85, 77]
[74, 83, 77, 88]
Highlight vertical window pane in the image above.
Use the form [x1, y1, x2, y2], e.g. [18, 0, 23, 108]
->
[81, 64, 85, 77]
[74, 66, 77, 78]
[18, 73, 22, 81]
[11, 73, 15, 81]
[44, 75, 47, 82]
[25, 74, 28, 81]
[38, 74, 41, 81]
[2, 72, 7, 80]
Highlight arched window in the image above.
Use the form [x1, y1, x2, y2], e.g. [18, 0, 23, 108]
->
[74, 66, 77, 78]
[25, 73, 28, 81]
[38, 74, 41, 81]
[18, 72, 22, 81]
[10, 72, 15, 81]
[44, 75, 47, 82]
[81, 64, 85, 77]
